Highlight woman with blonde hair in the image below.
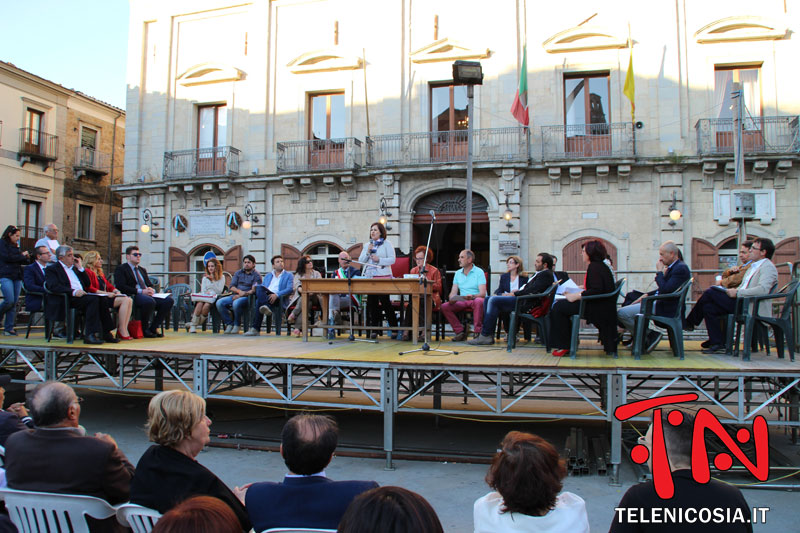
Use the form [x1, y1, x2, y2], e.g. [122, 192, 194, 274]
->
[188, 257, 225, 333]
[130, 390, 251, 531]
[83, 250, 134, 340]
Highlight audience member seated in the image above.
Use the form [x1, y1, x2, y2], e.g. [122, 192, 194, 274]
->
[84, 251, 134, 340]
[4, 381, 135, 532]
[45, 246, 117, 345]
[247, 255, 292, 336]
[469, 253, 555, 346]
[616, 241, 690, 353]
[34, 223, 60, 258]
[73, 253, 120, 344]
[401, 246, 443, 341]
[441, 249, 486, 342]
[327, 251, 361, 340]
[609, 410, 752, 532]
[684, 237, 778, 354]
[0, 225, 30, 337]
[188, 257, 225, 333]
[338, 486, 444, 533]
[474, 431, 588, 533]
[215, 254, 261, 335]
[22, 245, 49, 316]
[359, 222, 399, 339]
[244, 414, 378, 531]
[114, 246, 174, 338]
[151, 495, 241, 533]
[548, 240, 617, 357]
[719, 240, 754, 290]
[0, 374, 33, 446]
[130, 390, 251, 531]
[551, 255, 570, 284]
[286, 255, 322, 336]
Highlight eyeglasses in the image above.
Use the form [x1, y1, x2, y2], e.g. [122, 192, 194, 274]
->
[751, 246, 762, 251]
[131, 253, 143, 257]
[73, 396, 84, 405]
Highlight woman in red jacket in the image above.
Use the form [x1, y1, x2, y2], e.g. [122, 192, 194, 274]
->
[84, 251, 134, 339]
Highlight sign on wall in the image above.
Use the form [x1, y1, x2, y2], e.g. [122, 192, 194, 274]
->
[189, 209, 226, 237]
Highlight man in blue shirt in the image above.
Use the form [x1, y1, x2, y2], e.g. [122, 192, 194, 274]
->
[245, 255, 293, 336]
[216, 255, 261, 334]
[441, 249, 486, 341]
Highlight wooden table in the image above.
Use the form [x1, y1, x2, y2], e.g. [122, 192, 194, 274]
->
[301, 278, 433, 343]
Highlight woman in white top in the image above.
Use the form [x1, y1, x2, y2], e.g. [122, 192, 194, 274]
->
[473, 431, 589, 533]
[287, 255, 322, 336]
[188, 258, 226, 333]
[358, 222, 398, 339]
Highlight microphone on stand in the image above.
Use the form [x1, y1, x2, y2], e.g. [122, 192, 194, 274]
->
[429, 210, 436, 221]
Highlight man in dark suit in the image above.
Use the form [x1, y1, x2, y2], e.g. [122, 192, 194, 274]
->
[4, 381, 135, 532]
[468, 252, 557, 345]
[114, 245, 174, 337]
[245, 414, 378, 531]
[0, 374, 33, 446]
[618, 241, 691, 354]
[45, 246, 115, 345]
[22, 246, 49, 313]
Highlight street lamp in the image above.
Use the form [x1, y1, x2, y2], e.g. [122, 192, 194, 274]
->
[242, 204, 259, 235]
[667, 191, 681, 227]
[140, 208, 159, 239]
[378, 197, 392, 231]
[452, 60, 483, 250]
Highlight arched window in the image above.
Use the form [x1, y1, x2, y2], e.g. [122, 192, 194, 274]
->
[561, 237, 618, 273]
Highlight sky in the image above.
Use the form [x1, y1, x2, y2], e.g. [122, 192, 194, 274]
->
[0, 0, 130, 109]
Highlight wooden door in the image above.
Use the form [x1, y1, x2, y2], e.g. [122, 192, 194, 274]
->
[691, 238, 718, 299]
[281, 244, 302, 273]
[774, 237, 799, 289]
[168, 247, 189, 286]
[561, 237, 618, 274]
[223, 245, 242, 279]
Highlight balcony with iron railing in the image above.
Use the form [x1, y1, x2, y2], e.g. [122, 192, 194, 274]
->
[73, 147, 110, 176]
[541, 122, 634, 161]
[18, 128, 58, 162]
[366, 127, 529, 167]
[695, 116, 800, 156]
[163, 146, 241, 180]
[276, 138, 362, 173]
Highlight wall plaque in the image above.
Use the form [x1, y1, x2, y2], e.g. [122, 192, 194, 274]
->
[189, 209, 226, 237]
[499, 240, 519, 255]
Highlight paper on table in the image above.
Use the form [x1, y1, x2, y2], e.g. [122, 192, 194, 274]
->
[557, 278, 582, 295]
[152, 292, 171, 299]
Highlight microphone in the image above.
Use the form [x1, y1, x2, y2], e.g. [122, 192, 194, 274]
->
[429, 210, 436, 221]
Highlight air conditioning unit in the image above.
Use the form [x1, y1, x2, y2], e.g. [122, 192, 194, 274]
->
[113, 212, 123, 225]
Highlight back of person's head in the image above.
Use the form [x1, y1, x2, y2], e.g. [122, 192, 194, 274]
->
[754, 237, 775, 259]
[338, 486, 443, 533]
[281, 414, 338, 475]
[661, 409, 693, 468]
[485, 431, 566, 517]
[151, 496, 240, 533]
[583, 240, 608, 263]
[147, 390, 206, 447]
[29, 381, 75, 427]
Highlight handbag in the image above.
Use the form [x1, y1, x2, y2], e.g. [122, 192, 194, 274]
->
[128, 319, 144, 339]
[191, 293, 218, 304]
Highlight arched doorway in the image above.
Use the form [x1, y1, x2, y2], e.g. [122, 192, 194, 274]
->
[561, 237, 618, 273]
[168, 244, 229, 289]
[412, 191, 490, 276]
[281, 241, 362, 274]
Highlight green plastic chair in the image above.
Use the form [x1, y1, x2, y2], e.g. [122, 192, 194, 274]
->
[569, 278, 625, 359]
[506, 282, 558, 352]
[729, 280, 799, 361]
[631, 278, 693, 360]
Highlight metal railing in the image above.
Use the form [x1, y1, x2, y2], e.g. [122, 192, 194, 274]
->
[163, 146, 241, 179]
[17, 128, 58, 161]
[695, 116, 800, 155]
[366, 127, 529, 167]
[541, 122, 634, 160]
[74, 147, 109, 172]
[277, 138, 362, 172]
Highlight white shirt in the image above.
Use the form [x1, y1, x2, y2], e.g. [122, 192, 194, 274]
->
[35, 237, 60, 252]
[267, 270, 284, 293]
[473, 491, 589, 533]
[510, 276, 520, 292]
[59, 261, 83, 296]
[739, 258, 766, 289]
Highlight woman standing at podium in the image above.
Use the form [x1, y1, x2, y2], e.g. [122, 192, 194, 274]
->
[358, 222, 398, 339]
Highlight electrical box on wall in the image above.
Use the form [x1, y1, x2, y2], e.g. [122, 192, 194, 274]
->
[730, 191, 756, 220]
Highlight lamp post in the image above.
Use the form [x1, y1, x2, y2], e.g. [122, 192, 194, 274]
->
[453, 60, 483, 250]
[140, 208, 159, 239]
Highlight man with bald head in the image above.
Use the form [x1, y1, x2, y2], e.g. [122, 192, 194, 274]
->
[244, 414, 378, 531]
[617, 241, 691, 354]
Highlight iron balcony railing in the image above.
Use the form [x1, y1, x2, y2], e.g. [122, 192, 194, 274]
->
[541, 122, 634, 161]
[277, 138, 362, 172]
[163, 146, 241, 179]
[366, 127, 529, 167]
[74, 147, 109, 173]
[695, 116, 800, 156]
[18, 128, 58, 161]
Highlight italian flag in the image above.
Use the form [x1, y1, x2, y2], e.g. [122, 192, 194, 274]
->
[510, 45, 529, 126]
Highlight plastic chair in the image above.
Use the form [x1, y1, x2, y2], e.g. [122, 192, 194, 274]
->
[506, 282, 558, 352]
[165, 283, 192, 331]
[0, 487, 118, 533]
[568, 278, 625, 359]
[631, 278, 693, 360]
[116, 503, 162, 533]
[21, 287, 46, 339]
[43, 281, 78, 344]
[728, 280, 799, 361]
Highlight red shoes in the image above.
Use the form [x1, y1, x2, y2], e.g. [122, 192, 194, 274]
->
[551, 349, 569, 357]
[117, 333, 133, 341]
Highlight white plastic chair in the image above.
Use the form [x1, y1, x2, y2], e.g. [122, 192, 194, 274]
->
[117, 503, 162, 533]
[0, 487, 118, 533]
[262, 529, 337, 533]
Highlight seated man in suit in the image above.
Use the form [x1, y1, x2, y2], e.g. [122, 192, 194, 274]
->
[468, 253, 557, 346]
[244, 414, 378, 531]
[246, 255, 291, 336]
[685, 237, 779, 354]
[0, 374, 34, 446]
[114, 245, 174, 337]
[617, 241, 691, 354]
[22, 245, 50, 313]
[45, 246, 117, 345]
[5, 381, 135, 532]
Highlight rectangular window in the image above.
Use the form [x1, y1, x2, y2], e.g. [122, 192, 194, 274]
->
[197, 104, 227, 149]
[714, 66, 763, 150]
[23, 108, 44, 150]
[77, 204, 93, 240]
[308, 92, 345, 169]
[81, 126, 98, 149]
[563, 73, 611, 157]
[21, 200, 41, 241]
[429, 84, 469, 162]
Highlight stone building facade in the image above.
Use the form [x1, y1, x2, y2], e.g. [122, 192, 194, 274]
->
[119, 0, 799, 293]
[0, 61, 124, 267]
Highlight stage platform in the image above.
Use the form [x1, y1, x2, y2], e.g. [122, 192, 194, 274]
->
[2, 330, 798, 483]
